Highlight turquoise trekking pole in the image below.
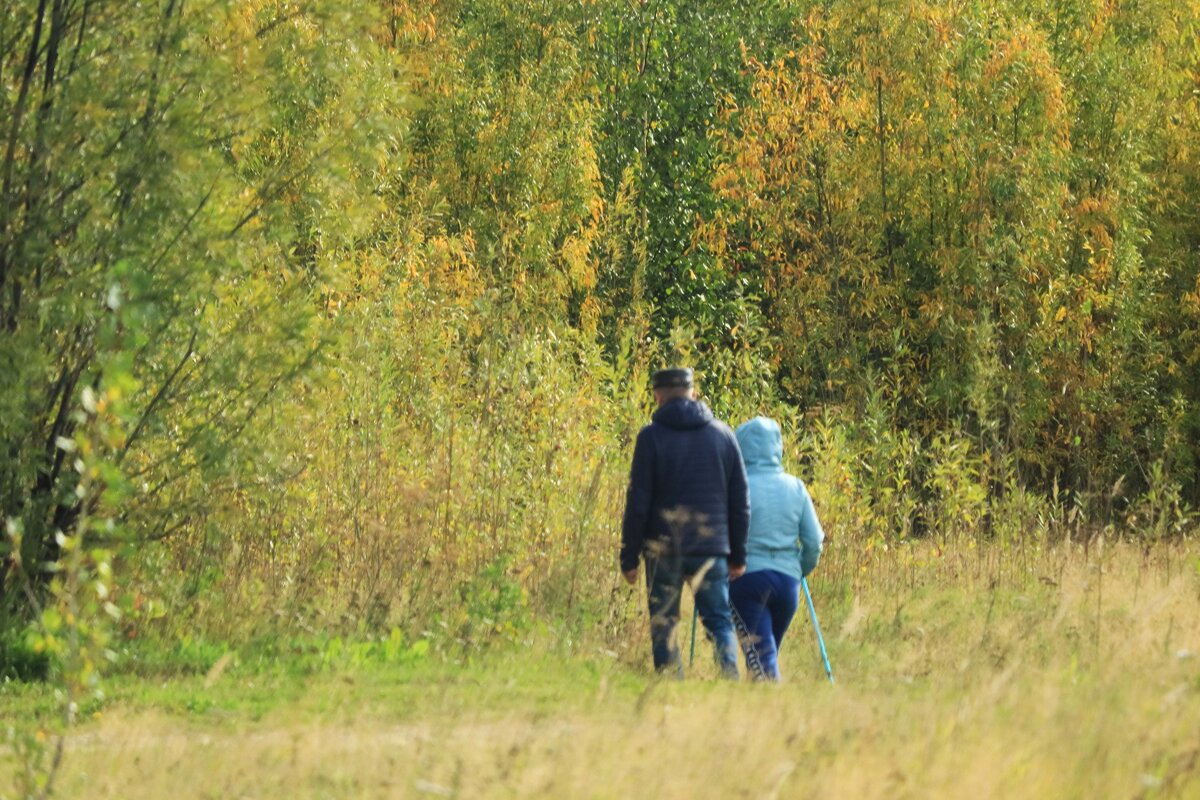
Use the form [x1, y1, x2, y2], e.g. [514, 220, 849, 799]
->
[801, 576, 834, 684]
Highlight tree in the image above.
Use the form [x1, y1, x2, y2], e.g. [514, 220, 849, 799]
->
[0, 0, 399, 625]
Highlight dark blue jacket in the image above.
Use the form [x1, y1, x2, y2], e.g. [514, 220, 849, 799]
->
[620, 398, 750, 572]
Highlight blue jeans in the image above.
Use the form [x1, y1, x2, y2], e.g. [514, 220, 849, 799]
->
[644, 554, 740, 679]
[729, 568, 800, 681]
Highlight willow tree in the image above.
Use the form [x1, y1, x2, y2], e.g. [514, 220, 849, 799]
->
[704, 0, 1200, 521]
[0, 1, 400, 629]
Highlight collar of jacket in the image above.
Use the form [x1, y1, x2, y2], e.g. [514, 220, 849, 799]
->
[652, 397, 714, 430]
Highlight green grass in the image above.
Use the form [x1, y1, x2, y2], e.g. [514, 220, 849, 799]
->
[3, 637, 644, 724]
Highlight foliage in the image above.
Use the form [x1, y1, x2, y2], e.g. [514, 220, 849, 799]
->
[1, 0, 398, 792]
[705, 0, 1200, 512]
[584, 0, 798, 344]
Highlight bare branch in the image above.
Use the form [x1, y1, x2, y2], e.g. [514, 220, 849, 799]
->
[117, 321, 201, 465]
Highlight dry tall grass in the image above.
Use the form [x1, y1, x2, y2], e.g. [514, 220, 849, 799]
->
[12, 538, 1196, 799]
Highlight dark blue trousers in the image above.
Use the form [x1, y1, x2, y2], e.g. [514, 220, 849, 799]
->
[729, 568, 800, 681]
[644, 554, 740, 679]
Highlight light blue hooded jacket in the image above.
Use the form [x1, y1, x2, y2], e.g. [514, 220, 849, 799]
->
[736, 417, 824, 579]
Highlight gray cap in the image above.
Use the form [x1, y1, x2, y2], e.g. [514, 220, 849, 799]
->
[652, 367, 694, 389]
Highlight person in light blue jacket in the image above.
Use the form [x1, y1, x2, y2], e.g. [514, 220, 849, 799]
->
[729, 416, 824, 681]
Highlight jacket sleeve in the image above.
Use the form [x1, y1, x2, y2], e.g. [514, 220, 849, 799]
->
[620, 428, 655, 572]
[726, 433, 751, 568]
[796, 479, 825, 577]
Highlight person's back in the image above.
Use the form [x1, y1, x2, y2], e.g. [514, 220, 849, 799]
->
[623, 396, 746, 561]
[738, 417, 822, 580]
[730, 417, 824, 681]
[620, 369, 749, 678]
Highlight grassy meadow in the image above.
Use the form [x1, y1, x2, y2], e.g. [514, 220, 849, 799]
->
[3, 538, 1196, 800]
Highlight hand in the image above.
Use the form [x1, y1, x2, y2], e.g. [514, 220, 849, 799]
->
[623, 568, 639, 586]
[729, 564, 745, 581]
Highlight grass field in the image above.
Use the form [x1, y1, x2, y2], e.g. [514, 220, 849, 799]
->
[3, 539, 1198, 799]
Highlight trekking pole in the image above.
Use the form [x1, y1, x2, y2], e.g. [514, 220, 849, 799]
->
[688, 603, 698, 666]
[801, 576, 834, 684]
[687, 558, 713, 668]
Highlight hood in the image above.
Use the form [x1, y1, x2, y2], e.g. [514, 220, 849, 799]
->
[652, 397, 714, 430]
[736, 416, 783, 471]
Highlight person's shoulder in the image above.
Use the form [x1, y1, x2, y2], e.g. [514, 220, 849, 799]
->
[635, 421, 664, 446]
[791, 474, 813, 497]
[708, 417, 736, 438]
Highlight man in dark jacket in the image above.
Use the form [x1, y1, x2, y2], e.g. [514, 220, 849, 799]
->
[620, 367, 750, 678]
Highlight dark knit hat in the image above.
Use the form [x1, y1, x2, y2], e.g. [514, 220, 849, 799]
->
[651, 367, 694, 389]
